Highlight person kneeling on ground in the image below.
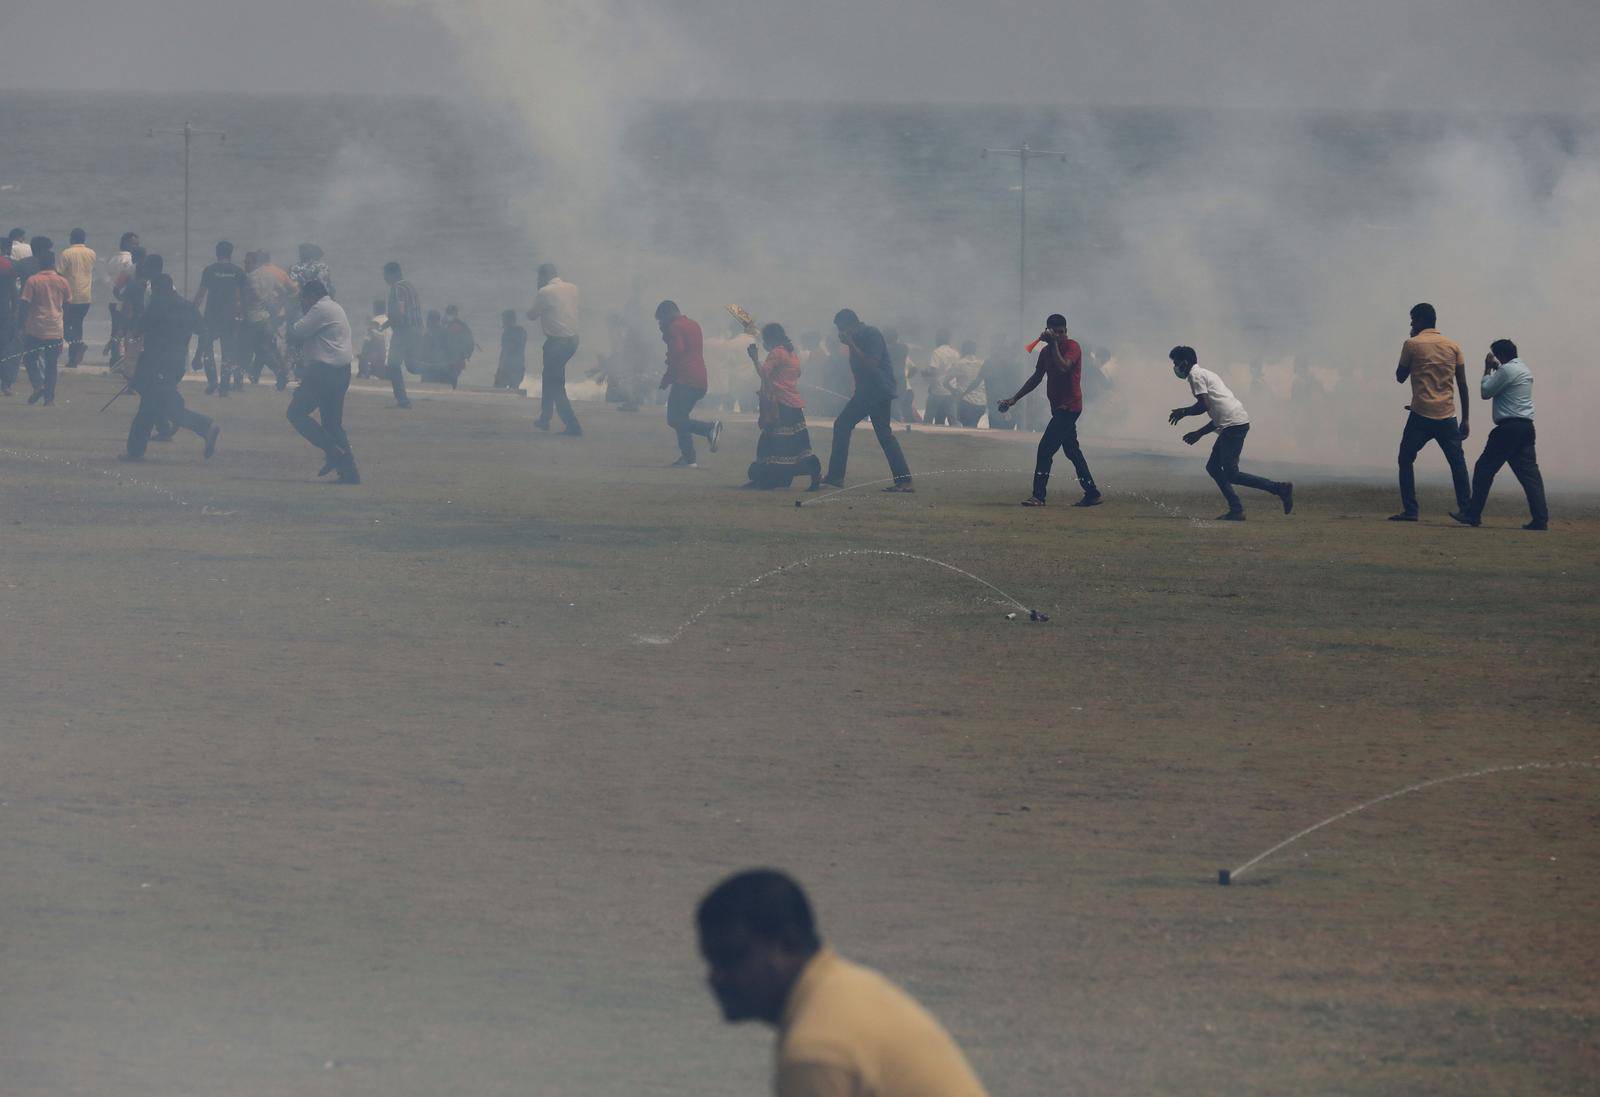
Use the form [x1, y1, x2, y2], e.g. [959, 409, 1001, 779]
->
[1450, 338, 1547, 530]
[745, 322, 822, 490]
[286, 280, 360, 485]
[697, 868, 990, 1097]
[1167, 345, 1292, 521]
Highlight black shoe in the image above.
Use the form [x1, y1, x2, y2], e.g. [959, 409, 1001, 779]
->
[806, 478, 823, 492]
[708, 420, 723, 453]
[27, 388, 43, 405]
[318, 456, 339, 477]
[1449, 510, 1480, 527]
[337, 468, 362, 485]
[533, 419, 550, 431]
[1523, 520, 1548, 531]
[1279, 482, 1294, 514]
[1217, 510, 1246, 521]
[1387, 512, 1418, 522]
[204, 424, 221, 459]
[1073, 493, 1104, 507]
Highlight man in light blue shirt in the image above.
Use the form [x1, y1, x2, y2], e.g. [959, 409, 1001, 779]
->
[286, 280, 360, 485]
[1451, 338, 1546, 530]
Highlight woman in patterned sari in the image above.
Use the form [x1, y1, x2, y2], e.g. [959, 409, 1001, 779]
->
[746, 322, 823, 490]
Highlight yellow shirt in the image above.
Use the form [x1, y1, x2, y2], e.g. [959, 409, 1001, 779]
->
[776, 949, 989, 1097]
[1398, 328, 1463, 419]
[56, 244, 97, 304]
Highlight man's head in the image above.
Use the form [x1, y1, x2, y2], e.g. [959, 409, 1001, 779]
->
[1046, 313, 1067, 337]
[7, 229, 25, 245]
[696, 869, 821, 1026]
[537, 262, 558, 288]
[139, 253, 164, 278]
[243, 250, 260, 271]
[383, 261, 402, 285]
[119, 231, 140, 252]
[301, 280, 328, 308]
[151, 273, 175, 296]
[1409, 302, 1436, 336]
[761, 322, 790, 351]
[31, 237, 54, 268]
[503, 309, 517, 327]
[655, 299, 681, 326]
[69, 228, 86, 245]
[1169, 344, 1198, 379]
[215, 240, 233, 260]
[833, 309, 861, 338]
[1490, 338, 1518, 365]
[427, 308, 442, 327]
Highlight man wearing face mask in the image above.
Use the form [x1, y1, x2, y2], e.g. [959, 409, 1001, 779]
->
[998, 313, 1101, 507]
[696, 869, 989, 1097]
[1167, 345, 1293, 521]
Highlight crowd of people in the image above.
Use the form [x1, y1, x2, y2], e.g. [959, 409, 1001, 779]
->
[0, 223, 1550, 528]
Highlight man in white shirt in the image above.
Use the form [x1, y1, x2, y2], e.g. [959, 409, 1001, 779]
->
[105, 231, 140, 364]
[526, 261, 582, 435]
[1451, 338, 1547, 530]
[286, 279, 360, 484]
[923, 332, 961, 425]
[56, 228, 97, 368]
[1167, 345, 1293, 521]
[7, 229, 31, 262]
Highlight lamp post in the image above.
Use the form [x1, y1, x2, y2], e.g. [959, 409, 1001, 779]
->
[982, 142, 1067, 339]
[149, 122, 227, 295]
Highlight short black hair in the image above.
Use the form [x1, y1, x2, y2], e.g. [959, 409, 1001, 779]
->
[655, 300, 680, 322]
[140, 253, 164, 276]
[1046, 313, 1066, 328]
[696, 869, 821, 954]
[1169, 345, 1198, 366]
[301, 279, 327, 300]
[1410, 302, 1437, 329]
[216, 240, 233, 258]
[384, 261, 402, 276]
[834, 308, 860, 329]
[70, 228, 86, 244]
[152, 273, 175, 294]
[119, 231, 139, 250]
[1491, 338, 1518, 361]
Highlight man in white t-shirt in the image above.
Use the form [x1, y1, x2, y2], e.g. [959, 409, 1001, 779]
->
[526, 261, 582, 435]
[1167, 345, 1293, 521]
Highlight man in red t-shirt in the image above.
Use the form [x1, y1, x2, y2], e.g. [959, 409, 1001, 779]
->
[998, 313, 1101, 507]
[656, 299, 721, 467]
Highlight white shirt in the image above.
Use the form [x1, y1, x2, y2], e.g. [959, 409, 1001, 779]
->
[1189, 366, 1249, 428]
[9, 239, 31, 261]
[530, 278, 579, 339]
[928, 344, 960, 388]
[290, 297, 354, 366]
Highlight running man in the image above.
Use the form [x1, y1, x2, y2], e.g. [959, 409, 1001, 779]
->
[697, 869, 990, 1097]
[286, 280, 360, 485]
[1167, 345, 1293, 521]
[1451, 339, 1547, 530]
[822, 308, 914, 492]
[124, 271, 220, 462]
[1391, 302, 1471, 522]
[998, 313, 1101, 507]
[656, 300, 719, 465]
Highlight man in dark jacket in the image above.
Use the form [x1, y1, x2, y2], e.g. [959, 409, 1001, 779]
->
[125, 271, 220, 461]
[821, 308, 914, 491]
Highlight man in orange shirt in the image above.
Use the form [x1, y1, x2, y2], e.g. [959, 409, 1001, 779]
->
[1391, 302, 1471, 522]
[697, 869, 990, 1097]
[20, 237, 71, 406]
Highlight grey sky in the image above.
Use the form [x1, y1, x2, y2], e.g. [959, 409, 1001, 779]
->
[5, 0, 1598, 111]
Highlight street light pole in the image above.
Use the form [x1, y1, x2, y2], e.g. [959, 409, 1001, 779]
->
[149, 122, 227, 295]
[982, 142, 1067, 340]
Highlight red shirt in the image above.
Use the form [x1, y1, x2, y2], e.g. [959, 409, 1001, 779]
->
[1037, 337, 1083, 412]
[758, 346, 804, 409]
[660, 314, 706, 389]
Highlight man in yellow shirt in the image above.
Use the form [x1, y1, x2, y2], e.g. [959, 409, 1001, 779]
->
[697, 869, 990, 1097]
[1391, 301, 1471, 521]
[56, 228, 97, 369]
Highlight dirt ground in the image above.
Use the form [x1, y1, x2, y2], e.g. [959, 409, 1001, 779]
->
[2, 368, 1597, 1097]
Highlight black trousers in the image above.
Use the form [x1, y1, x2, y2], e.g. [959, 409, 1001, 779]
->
[63, 303, 90, 345]
[666, 383, 713, 459]
[1207, 424, 1281, 512]
[385, 326, 417, 405]
[128, 361, 213, 458]
[23, 336, 61, 400]
[826, 392, 911, 485]
[1033, 409, 1097, 501]
[539, 336, 581, 432]
[288, 362, 354, 469]
[1467, 418, 1547, 524]
[1398, 411, 1470, 515]
[199, 318, 242, 391]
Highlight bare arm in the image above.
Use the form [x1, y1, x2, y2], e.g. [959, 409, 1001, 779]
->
[998, 366, 1044, 411]
[1455, 364, 1471, 438]
[1168, 399, 1206, 424]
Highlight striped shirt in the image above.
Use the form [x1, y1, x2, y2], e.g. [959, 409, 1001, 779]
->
[387, 279, 422, 330]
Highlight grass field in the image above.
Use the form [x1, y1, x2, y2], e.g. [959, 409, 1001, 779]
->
[3, 368, 1597, 1096]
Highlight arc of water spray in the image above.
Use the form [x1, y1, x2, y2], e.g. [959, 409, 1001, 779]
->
[0, 446, 208, 511]
[1220, 759, 1598, 885]
[635, 548, 1038, 645]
